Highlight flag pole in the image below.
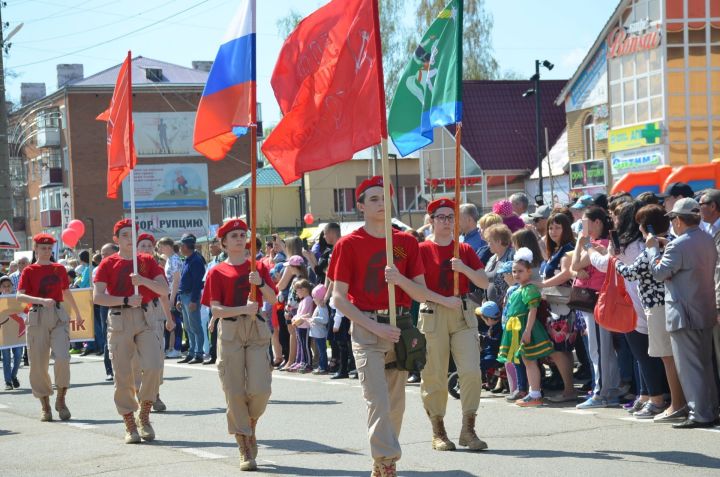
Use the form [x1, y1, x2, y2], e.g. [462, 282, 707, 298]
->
[127, 50, 138, 295]
[249, 123, 258, 305]
[453, 122, 462, 296]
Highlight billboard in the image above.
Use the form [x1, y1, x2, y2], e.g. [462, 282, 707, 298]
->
[133, 112, 201, 157]
[611, 146, 664, 175]
[608, 121, 663, 152]
[126, 210, 210, 240]
[122, 163, 208, 209]
[566, 43, 608, 113]
[570, 160, 607, 189]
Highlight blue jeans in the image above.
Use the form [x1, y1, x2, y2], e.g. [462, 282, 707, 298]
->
[164, 308, 183, 351]
[93, 305, 107, 353]
[180, 293, 204, 358]
[2, 347, 22, 383]
[314, 337, 328, 371]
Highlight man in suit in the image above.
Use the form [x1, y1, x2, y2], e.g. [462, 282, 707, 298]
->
[699, 190, 720, 396]
[648, 197, 719, 428]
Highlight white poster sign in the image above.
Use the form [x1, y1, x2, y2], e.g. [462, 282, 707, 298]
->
[566, 43, 608, 113]
[60, 188, 72, 231]
[133, 112, 201, 157]
[121, 163, 208, 209]
[125, 210, 210, 240]
[611, 146, 665, 175]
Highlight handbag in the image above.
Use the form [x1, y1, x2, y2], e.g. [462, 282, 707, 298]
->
[394, 313, 427, 373]
[568, 286, 598, 313]
[594, 257, 637, 333]
[542, 285, 571, 305]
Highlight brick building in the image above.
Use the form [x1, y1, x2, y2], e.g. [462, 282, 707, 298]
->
[9, 57, 250, 251]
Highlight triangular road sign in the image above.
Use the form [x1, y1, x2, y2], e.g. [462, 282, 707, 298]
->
[0, 220, 21, 249]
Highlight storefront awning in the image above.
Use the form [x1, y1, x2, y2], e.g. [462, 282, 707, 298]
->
[530, 129, 568, 179]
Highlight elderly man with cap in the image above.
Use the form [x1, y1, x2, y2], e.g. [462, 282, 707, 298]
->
[417, 198, 489, 452]
[529, 205, 552, 260]
[17, 234, 83, 421]
[177, 233, 207, 364]
[93, 219, 169, 443]
[570, 195, 594, 235]
[202, 219, 277, 471]
[648, 198, 719, 428]
[698, 189, 720, 395]
[328, 176, 462, 477]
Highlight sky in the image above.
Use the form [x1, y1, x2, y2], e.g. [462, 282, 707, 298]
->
[3, 0, 617, 126]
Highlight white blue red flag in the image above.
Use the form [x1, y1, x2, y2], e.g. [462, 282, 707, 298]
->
[193, 0, 255, 160]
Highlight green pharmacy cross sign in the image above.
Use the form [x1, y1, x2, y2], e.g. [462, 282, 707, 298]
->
[640, 122, 662, 144]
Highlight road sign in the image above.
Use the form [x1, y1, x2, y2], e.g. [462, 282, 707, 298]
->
[0, 221, 21, 249]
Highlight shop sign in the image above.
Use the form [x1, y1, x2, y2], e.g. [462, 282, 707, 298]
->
[611, 146, 664, 175]
[570, 160, 606, 189]
[425, 176, 482, 189]
[566, 43, 608, 112]
[608, 121, 663, 152]
[607, 24, 661, 59]
[593, 104, 609, 119]
[595, 123, 609, 141]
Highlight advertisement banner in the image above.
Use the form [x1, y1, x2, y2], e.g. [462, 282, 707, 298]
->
[0, 288, 94, 349]
[570, 160, 607, 189]
[126, 210, 210, 240]
[611, 146, 664, 175]
[566, 43, 608, 113]
[608, 121, 663, 152]
[122, 163, 208, 209]
[133, 112, 201, 157]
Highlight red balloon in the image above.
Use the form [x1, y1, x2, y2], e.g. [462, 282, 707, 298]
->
[68, 219, 85, 238]
[61, 228, 80, 248]
[304, 213, 314, 225]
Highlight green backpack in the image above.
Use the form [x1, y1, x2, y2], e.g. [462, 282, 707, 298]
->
[393, 314, 427, 373]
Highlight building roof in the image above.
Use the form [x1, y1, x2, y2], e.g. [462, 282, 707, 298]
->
[215, 165, 300, 194]
[446, 80, 567, 172]
[74, 56, 209, 87]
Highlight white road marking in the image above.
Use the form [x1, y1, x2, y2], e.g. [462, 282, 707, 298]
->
[562, 410, 596, 415]
[66, 422, 99, 429]
[698, 428, 720, 433]
[178, 448, 226, 459]
[0, 403, 9, 409]
[618, 417, 655, 423]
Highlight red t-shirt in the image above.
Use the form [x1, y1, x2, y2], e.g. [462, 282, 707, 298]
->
[327, 228, 424, 310]
[93, 253, 166, 304]
[419, 241, 484, 297]
[201, 260, 276, 308]
[18, 263, 70, 302]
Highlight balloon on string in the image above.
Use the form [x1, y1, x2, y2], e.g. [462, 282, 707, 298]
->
[304, 213, 314, 225]
[61, 228, 80, 248]
[68, 219, 85, 238]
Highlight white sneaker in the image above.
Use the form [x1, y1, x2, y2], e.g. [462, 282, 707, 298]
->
[165, 349, 181, 359]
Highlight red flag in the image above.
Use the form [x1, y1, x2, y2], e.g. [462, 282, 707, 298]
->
[96, 52, 136, 199]
[261, 0, 385, 185]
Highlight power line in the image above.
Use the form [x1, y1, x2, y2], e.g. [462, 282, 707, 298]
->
[16, 0, 114, 24]
[11, 0, 210, 68]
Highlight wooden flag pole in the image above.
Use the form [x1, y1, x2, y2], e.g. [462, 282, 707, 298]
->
[380, 137, 397, 327]
[249, 124, 258, 307]
[453, 122, 462, 297]
[127, 51, 138, 295]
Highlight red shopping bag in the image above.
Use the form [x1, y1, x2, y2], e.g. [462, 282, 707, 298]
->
[594, 256, 637, 333]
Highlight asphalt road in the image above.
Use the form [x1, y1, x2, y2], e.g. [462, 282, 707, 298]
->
[1, 355, 719, 477]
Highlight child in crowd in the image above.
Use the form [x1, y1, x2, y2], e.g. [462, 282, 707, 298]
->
[290, 279, 314, 373]
[476, 301, 504, 393]
[308, 285, 329, 374]
[498, 248, 554, 407]
[497, 262, 525, 400]
[1, 275, 22, 391]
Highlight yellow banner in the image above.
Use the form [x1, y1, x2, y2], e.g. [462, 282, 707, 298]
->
[0, 288, 95, 349]
[608, 121, 663, 152]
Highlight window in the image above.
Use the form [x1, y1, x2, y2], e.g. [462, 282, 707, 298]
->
[583, 115, 596, 160]
[223, 195, 246, 220]
[39, 188, 62, 211]
[333, 188, 356, 214]
[36, 109, 61, 129]
[31, 197, 38, 220]
[397, 186, 427, 212]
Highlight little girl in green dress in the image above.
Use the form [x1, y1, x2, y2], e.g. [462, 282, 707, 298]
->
[497, 247, 554, 407]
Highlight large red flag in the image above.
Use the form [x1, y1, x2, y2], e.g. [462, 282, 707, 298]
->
[96, 52, 136, 199]
[261, 0, 385, 185]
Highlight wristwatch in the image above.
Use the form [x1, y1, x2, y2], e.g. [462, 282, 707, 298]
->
[258, 278, 265, 288]
[123, 296, 129, 306]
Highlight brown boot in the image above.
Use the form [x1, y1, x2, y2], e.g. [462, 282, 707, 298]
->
[458, 412, 488, 451]
[249, 418, 258, 459]
[55, 387, 71, 421]
[136, 400, 155, 441]
[429, 416, 456, 451]
[40, 396, 52, 422]
[123, 412, 141, 444]
[235, 434, 257, 471]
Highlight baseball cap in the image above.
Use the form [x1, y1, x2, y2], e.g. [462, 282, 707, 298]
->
[529, 205, 552, 219]
[284, 255, 304, 267]
[666, 197, 700, 218]
[180, 233, 197, 246]
[476, 301, 500, 319]
[0, 275, 12, 286]
[570, 195, 593, 210]
[496, 261, 513, 275]
[659, 182, 694, 199]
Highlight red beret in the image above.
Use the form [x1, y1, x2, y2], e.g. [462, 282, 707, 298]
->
[137, 233, 155, 245]
[113, 219, 138, 236]
[356, 176, 393, 201]
[428, 198, 456, 215]
[217, 219, 248, 239]
[33, 233, 56, 245]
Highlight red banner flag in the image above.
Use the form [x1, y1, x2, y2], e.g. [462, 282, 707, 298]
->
[261, 0, 385, 185]
[96, 52, 136, 199]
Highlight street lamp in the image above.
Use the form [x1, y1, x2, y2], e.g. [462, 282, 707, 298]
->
[522, 59, 553, 204]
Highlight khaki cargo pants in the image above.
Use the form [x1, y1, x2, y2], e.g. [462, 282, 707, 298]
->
[351, 312, 408, 465]
[217, 315, 272, 436]
[26, 305, 71, 399]
[107, 306, 163, 416]
[419, 301, 481, 417]
[132, 301, 165, 391]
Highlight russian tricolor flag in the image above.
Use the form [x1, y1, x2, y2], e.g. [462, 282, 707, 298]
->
[193, 0, 256, 160]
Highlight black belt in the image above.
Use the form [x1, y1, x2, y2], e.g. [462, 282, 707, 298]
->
[373, 307, 409, 316]
[110, 297, 158, 312]
[223, 314, 265, 323]
[223, 317, 237, 322]
[31, 303, 61, 311]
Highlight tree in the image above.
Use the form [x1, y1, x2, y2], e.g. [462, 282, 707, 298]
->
[276, 9, 303, 38]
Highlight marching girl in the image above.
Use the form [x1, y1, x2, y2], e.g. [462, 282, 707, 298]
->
[497, 247, 554, 407]
[202, 219, 277, 471]
[16, 233, 83, 421]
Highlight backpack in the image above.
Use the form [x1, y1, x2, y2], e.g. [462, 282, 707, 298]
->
[393, 313, 427, 373]
[594, 256, 637, 333]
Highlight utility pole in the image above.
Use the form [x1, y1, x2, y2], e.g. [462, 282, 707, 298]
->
[0, 2, 12, 221]
[534, 60, 543, 201]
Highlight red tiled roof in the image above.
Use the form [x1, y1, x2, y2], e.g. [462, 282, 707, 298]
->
[447, 80, 567, 172]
